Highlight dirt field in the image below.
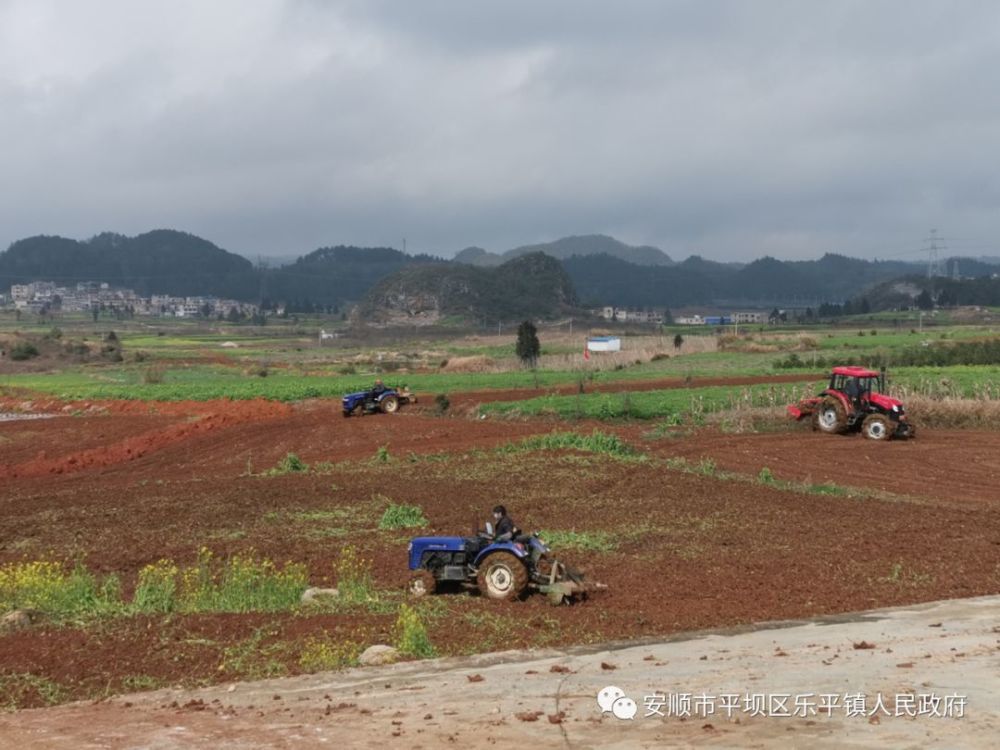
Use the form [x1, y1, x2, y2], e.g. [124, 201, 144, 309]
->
[2, 382, 1000, 710]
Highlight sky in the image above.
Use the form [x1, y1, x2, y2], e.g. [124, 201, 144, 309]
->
[1, 0, 999, 263]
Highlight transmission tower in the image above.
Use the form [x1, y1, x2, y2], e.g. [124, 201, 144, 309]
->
[922, 229, 947, 278]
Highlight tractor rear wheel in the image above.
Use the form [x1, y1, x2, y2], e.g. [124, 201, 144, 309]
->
[813, 398, 848, 434]
[380, 395, 399, 414]
[407, 570, 436, 598]
[862, 414, 891, 441]
[477, 552, 528, 601]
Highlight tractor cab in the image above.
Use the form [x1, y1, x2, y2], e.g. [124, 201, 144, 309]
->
[828, 366, 881, 409]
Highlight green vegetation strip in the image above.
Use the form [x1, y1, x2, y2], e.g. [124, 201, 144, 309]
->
[501, 430, 641, 459]
[481, 384, 807, 421]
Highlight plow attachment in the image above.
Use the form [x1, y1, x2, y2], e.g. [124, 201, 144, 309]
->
[536, 560, 607, 605]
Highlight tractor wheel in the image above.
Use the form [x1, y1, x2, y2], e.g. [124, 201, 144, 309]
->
[380, 395, 399, 414]
[813, 398, 848, 434]
[477, 552, 528, 601]
[862, 414, 891, 441]
[406, 570, 436, 598]
[342, 409, 352, 418]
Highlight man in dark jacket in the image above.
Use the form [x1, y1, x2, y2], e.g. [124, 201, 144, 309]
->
[492, 505, 519, 542]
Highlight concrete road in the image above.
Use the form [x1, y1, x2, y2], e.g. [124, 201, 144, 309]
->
[1, 595, 998, 749]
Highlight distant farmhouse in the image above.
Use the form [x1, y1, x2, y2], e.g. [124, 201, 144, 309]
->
[595, 306, 666, 324]
[676, 311, 768, 325]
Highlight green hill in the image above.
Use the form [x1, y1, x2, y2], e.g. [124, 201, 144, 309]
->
[456, 234, 673, 267]
[0, 230, 256, 299]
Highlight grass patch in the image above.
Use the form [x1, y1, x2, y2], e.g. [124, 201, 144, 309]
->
[378, 503, 428, 530]
[218, 627, 292, 680]
[264, 452, 309, 476]
[538, 529, 617, 553]
[0, 673, 67, 710]
[506, 430, 640, 459]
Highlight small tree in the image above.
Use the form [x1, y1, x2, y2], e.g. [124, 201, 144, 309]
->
[673, 333, 684, 350]
[515, 321, 540, 367]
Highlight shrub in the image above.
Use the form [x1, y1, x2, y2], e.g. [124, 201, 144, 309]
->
[374, 445, 391, 463]
[434, 393, 450, 414]
[394, 604, 435, 658]
[758, 467, 775, 484]
[379, 503, 428, 530]
[9, 341, 39, 361]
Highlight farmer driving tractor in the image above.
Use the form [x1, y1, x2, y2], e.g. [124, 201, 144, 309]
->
[491, 505, 519, 542]
[364, 379, 386, 409]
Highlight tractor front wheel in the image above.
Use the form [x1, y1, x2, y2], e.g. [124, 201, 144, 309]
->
[477, 552, 528, 601]
[813, 398, 848, 434]
[380, 395, 399, 414]
[862, 414, 891, 441]
[407, 570, 436, 598]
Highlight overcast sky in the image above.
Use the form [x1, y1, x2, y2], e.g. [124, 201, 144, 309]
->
[1, 0, 998, 263]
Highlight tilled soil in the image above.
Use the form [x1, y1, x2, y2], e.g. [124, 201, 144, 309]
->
[2, 388, 1000, 709]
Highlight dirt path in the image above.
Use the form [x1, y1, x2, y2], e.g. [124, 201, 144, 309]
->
[2, 595, 996, 749]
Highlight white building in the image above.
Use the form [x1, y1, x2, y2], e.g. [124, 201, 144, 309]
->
[587, 336, 622, 352]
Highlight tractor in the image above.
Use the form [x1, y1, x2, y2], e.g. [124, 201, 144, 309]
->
[787, 366, 914, 440]
[341, 385, 416, 417]
[406, 523, 605, 605]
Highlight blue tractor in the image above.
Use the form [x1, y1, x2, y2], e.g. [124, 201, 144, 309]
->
[406, 523, 604, 605]
[342, 385, 416, 417]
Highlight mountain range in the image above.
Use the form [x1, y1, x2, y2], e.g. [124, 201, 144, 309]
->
[2, 230, 998, 320]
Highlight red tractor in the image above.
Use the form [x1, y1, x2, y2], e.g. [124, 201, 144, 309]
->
[787, 366, 914, 440]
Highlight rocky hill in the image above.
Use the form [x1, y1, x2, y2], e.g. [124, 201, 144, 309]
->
[358, 252, 578, 325]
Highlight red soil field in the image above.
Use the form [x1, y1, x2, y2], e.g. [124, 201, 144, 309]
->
[2, 387, 999, 707]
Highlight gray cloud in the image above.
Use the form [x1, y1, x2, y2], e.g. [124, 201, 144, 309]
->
[1, 0, 998, 262]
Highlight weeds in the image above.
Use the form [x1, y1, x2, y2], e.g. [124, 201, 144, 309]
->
[178, 548, 307, 613]
[0, 673, 67, 710]
[266, 453, 309, 475]
[299, 637, 362, 671]
[538, 529, 617, 553]
[394, 604, 435, 658]
[508, 430, 640, 460]
[335, 546, 377, 604]
[0, 561, 122, 620]
[379, 503, 428, 530]
[133, 560, 179, 613]
[218, 628, 290, 679]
